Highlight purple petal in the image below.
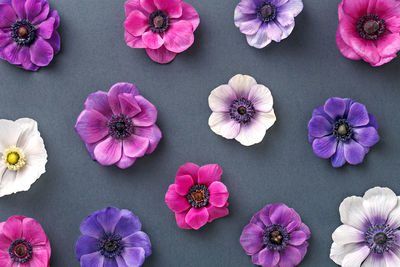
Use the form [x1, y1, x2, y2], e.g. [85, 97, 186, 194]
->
[276, 10, 294, 27]
[277, 21, 295, 39]
[18, 46, 38, 71]
[279, 0, 303, 17]
[308, 115, 333, 138]
[246, 24, 272, 48]
[347, 102, 370, 127]
[134, 125, 162, 154]
[239, 17, 262, 35]
[258, 248, 280, 267]
[237, 0, 258, 14]
[96, 207, 122, 233]
[240, 223, 264, 255]
[36, 17, 55, 39]
[312, 106, 333, 123]
[234, 5, 257, 28]
[118, 93, 141, 118]
[323, 97, 346, 120]
[84, 91, 113, 119]
[80, 252, 104, 267]
[121, 247, 146, 266]
[108, 83, 139, 114]
[11, 0, 26, 19]
[123, 231, 152, 257]
[0, 29, 12, 47]
[266, 21, 283, 42]
[114, 209, 142, 238]
[75, 110, 109, 143]
[75, 235, 98, 260]
[289, 231, 307, 246]
[368, 113, 378, 129]
[331, 141, 346, 168]
[298, 223, 311, 239]
[30, 37, 54, 66]
[47, 31, 60, 55]
[49, 9, 60, 28]
[3, 43, 21, 65]
[123, 134, 149, 158]
[353, 126, 379, 147]
[103, 258, 118, 267]
[115, 151, 136, 169]
[131, 95, 157, 127]
[344, 139, 366, 165]
[31, 0, 49, 25]
[271, 0, 289, 7]
[269, 203, 292, 226]
[277, 245, 302, 266]
[93, 137, 122, 166]
[253, 205, 271, 227]
[25, 0, 42, 21]
[295, 241, 309, 260]
[0, 3, 16, 27]
[80, 212, 104, 239]
[312, 135, 337, 159]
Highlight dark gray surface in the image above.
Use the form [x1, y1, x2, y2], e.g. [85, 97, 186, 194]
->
[0, 0, 399, 266]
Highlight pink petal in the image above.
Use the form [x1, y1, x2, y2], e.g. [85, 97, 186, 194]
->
[269, 203, 293, 226]
[118, 93, 141, 118]
[154, 0, 182, 18]
[125, 31, 146, 48]
[197, 164, 223, 187]
[84, 91, 113, 119]
[131, 95, 157, 127]
[175, 211, 191, 229]
[124, 10, 149, 37]
[336, 28, 361, 60]
[29, 245, 50, 266]
[36, 17, 55, 39]
[386, 16, 400, 33]
[3, 43, 21, 65]
[185, 207, 209, 230]
[176, 163, 199, 183]
[145, 46, 177, 64]
[179, 2, 199, 31]
[163, 20, 194, 53]
[374, 0, 400, 20]
[30, 37, 54, 67]
[349, 38, 381, 66]
[289, 231, 307, 246]
[342, 0, 369, 19]
[115, 151, 136, 169]
[165, 184, 190, 213]
[258, 248, 280, 267]
[0, 3, 16, 28]
[175, 175, 194, 196]
[125, 0, 149, 17]
[140, 0, 157, 14]
[377, 33, 400, 58]
[208, 181, 229, 207]
[240, 223, 264, 255]
[11, 0, 26, 19]
[0, 233, 11, 252]
[3, 216, 23, 241]
[22, 218, 48, 246]
[93, 136, 122, 166]
[75, 110, 109, 143]
[142, 30, 164, 49]
[108, 83, 139, 114]
[133, 125, 162, 154]
[207, 203, 229, 222]
[123, 134, 149, 158]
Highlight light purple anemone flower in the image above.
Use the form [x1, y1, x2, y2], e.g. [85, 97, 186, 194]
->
[330, 187, 400, 267]
[234, 0, 303, 48]
[308, 97, 379, 168]
[75, 83, 162, 169]
[0, 0, 60, 71]
[240, 203, 310, 267]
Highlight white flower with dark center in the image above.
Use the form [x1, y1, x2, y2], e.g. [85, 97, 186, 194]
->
[0, 118, 47, 197]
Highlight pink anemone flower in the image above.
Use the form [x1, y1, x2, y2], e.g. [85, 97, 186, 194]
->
[124, 0, 199, 64]
[165, 163, 229, 230]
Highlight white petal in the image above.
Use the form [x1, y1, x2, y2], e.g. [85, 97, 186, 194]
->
[279, 0, 304, 17]
[208, 112, 241, 139]
[363, 187, 398, 225]
[332, 225, 365, 245]
[248, 84, 273, 112]
[0, 170, 17, 197]
[234, 112, 275, 146]
[0, 119, 22, 151]
[228, 74, 257, 98]
[208, 85, 237, 112]
[339, 196, 370, 231]
[15, 118, 39, 149]
[361, 253, 386, 267]
[330, 242, 365, 266]
[246, 24, 272, 49]
[14, 164, 44, 193]
[342, 245, 371, 267]
[387, 197, 400, 228]
[254, 110, 276, 129]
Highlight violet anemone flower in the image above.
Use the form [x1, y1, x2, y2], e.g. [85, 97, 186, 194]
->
[76, 207, 152, 267]
[0, 0, 60, 71]
[234, 0, 303, 48]
[124, 0, 199, 64]
[308, 97, 379, 167]
[330, 187, 400, 266]
[336, 0, 400, 66]
[208, 74, 276, 146]
[74, 83, 162, 169]
[240, 203, 310, 267]
[165, 163, 229, 230]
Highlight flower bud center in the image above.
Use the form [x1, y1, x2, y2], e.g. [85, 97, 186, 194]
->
[153, 16, 164, 28]
[7, 152, 19, 165]
[337, 124, 347, 135]
[237, 106, 247, 115]
[364, 20, 379, 35]
[270, 230, 283, 244]
[261, 5, 273, 18]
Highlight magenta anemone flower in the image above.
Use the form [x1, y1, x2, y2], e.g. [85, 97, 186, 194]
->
[74, 82, 162, 169]
[0, 216, 51, 266]
[308, 97, 379, 167]
[165, 163, 229, 230]
[0, 0, 60, 71]
[336, 0, 400, 66]
[240, 204, 310, 267]
[123, 0, 199, 64]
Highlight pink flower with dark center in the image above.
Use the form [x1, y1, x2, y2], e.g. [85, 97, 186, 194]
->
[123, 0, 199, 64]
[165, 163, 229, 230]
[0, 216, 51, 266]
[336, 0, 400, 66]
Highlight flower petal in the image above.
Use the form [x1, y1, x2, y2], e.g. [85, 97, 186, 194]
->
[125, 0, 148, 16]
[154, 0, 182, 18]
[76, 235, 98, 260]
[3, 216, 23, 241]
[347, 103, 370, 127]
[0, 119, 22, 151]
[93, 137, 122, 166]
[123, 231, 151, 257]
[197, 164, 223, 187]
[108, 83, 139, 114]
[234, 111, 276, 146]
[208, 85, 237, 112]
[248, 84, 273, 112]
[324, 97, 346, 120]
[30, 37, 54, 67]
[336, 28, 362, 60]
[342, 0, 369, 19]
[124, 10, 149, 37]
[387, 197, 400, 229]
[142, 31, 164, 49]
[207, 204, 229, 222]
[353, 126, 379, 147]
[279, 0, 303, 17]
[228, 74, 257, 98]
[208, 112, 241, 139]
[308, 115, 333, 138]
[2, 43, 21, 65]
[0, 3, 16, 27]
[139, 0, 156, 14]
[342, 245, 370, 267]
[123, 134, 149, 159]
[339, 196, 369, 231]
[176, 163, 199, 184]
[36, 17, 55, 39]
[125, 31, 146, 48]
[312, 135, 337, 159]
[237, 0, 258, 14]
[240, 223, 264, 255]
[145, 46, 177, 64]
[80, 213, 104, 239]
[246, 24, 272, 48]
[185, 207, 209, 230]
[21, 217, 48, 245]
[12, 0, 26, 19]
[239, 17, 262, 35]
[75, 110, 109, 144]
[362, 187, 398, 225]
[331, 141, 346, 168]
[118, 93, 141, 118]
[277, 245, 302, 266]
[96, 207, 122, 234]
[175, 175, 194, 196]
[115, 151, 136, 169]
[133, 125, 162, 154]
[84, 91, 113, 119]
[208, 181, 229, 207]
[289, 231, 307, 246]
[114, 209, 142, 238]
[269, 203, 292, 226]
[330, 242, 364, 266]
[80, 252, 104, 267]
[377, 33, 400, 58]
[47, 31, 60, 55]
[180, 2, 199, 31]
[332, 225, 365, 245]
[344, 139, 366, 165]
[258, 248, 280, 267]
[121, 247, 145, 267]
[163, 21, 194, 53]
[175, 211, 191, 229]
[165, 184, 190, 213]
[131, 95, 157, 127]
[266, 21, 283, 42]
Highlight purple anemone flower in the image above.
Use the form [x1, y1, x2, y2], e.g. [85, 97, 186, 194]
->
[74, 83, 162, 169]
[240, 203, 310, 267]
[308, 97, 379, 168]
[234, 0, 303, 48]
[76, 207, 152, 267]
[0, 0, 60, 71]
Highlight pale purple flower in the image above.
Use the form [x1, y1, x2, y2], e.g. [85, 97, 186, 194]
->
[330, 187, 400, 267]
[208, 74, 276, 146]
[75, 83, 162, 169]
[234, 0, 303, 48]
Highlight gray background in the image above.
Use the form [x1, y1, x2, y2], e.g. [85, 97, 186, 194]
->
[0, 0, 399, 266]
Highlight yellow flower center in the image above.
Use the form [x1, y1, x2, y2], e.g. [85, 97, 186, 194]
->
[2, 146, 25, 171]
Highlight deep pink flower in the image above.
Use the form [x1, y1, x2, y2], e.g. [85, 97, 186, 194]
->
[336, 0, 400, 66]
[123, 0, 199, 64]
[74, 83, 162, 169]
[165, 163, 229, 230]
[0, 216, 51, 266]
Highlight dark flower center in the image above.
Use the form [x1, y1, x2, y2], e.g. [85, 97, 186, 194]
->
[357, 15, 385, 40]
[333, 119, 353, 141]
[9, 239, 32, 263]
[257, 2, 277, 22]
[187, 185, 210, 208]
[263, 224, 289, 251]
[365, 224, 396, 254]
[107, 114, 134, 140]
[149, 10, 169, 33]
[98, 233, 124, 258]
[11, 20, 36, 46]
[230, 98, 256, 124]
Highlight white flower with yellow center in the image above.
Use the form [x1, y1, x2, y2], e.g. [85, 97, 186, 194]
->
[0, 118, 47, 197]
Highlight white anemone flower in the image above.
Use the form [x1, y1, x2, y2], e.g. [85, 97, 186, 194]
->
[330, 187, 400, 267]
[208, 74, 276, 146]
[0, 118, 47, 197]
